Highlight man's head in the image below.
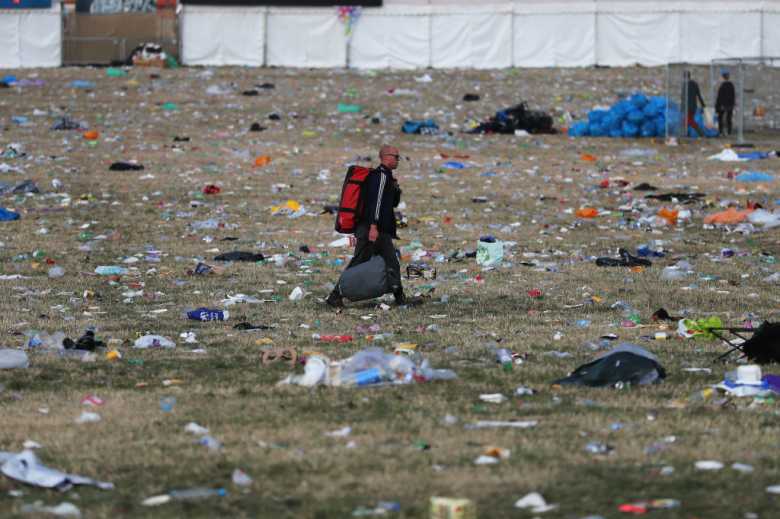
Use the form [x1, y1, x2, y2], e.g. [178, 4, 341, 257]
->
[722, 71, 730, 80]
[379, 145, 400, 170]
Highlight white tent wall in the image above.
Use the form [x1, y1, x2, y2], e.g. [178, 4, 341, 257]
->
[267, 9, 345, 67]
[350, 12, 429, 68]
[430, 9, 513, 68]
[0, 4, 61, 69]
[764, 12, 780, 56]
[512, 3, 596, 67]
[180, 5, 265, 66]
[176, 1, 780, 69]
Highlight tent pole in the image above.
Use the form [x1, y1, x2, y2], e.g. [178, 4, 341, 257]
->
[262, 8, 268, 67]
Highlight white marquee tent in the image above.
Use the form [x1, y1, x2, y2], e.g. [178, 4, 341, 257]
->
[0, 2, 62, 68]
[180, 0, 780, 68]
[2, 1, 779, 69]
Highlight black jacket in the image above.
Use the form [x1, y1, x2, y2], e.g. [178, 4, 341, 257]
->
[361, 164, 401, 238]
[716, 81, 735, 110]
[686, 80, 706, 114]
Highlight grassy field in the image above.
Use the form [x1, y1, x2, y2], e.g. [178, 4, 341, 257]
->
[0, 65, 779, 518]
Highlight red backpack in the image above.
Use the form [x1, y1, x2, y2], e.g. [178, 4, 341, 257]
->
[335, 165, 372, 234]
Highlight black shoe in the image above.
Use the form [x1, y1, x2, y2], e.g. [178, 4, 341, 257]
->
[326, 291, 344, 308]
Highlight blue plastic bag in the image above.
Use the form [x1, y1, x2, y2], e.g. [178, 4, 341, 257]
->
[621, 121, 639, 138]
[640, 120, 656, 137]
[627, 110, 644, 124]
[630, 93, 648, 108]
[588, 110, 608, 123]
[568, 121, 589, 137]
[0, 208, 20, 221]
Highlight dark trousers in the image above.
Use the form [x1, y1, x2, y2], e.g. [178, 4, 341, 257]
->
[717, 108, 733, 135]
[686, 112, 703, 137]
[344, 224, 401, 295]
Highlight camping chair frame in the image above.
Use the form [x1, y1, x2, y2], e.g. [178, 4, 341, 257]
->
[709, 327, 753, 362]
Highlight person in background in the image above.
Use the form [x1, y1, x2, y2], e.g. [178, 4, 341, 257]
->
[683, 71, 706, 137]
[716, 70, 736, 137]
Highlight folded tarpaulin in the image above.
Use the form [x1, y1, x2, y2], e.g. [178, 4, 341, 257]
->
[552, 343, 666, 388]
[0, 450, 114, 491]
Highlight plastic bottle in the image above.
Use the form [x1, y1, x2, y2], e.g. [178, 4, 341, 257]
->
[186, 308, 229, 321]
[169, 488, 227, 501]
[339, 367, 384, 387]
[495, 348, 513, 372]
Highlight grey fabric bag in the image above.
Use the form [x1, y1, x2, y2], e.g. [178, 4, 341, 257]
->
[338, 255, 388, 302]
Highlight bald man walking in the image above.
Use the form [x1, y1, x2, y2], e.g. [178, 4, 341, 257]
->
[327, 145, 407, 308]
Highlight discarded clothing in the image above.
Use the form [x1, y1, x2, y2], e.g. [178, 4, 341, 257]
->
[468, 102, 555, 135]
[50, 117, 85, 131]
[595, 248, 652, 267]
[651, 308, 680, 322]
[645, 192, 706, 203]
[633, 182, 657, 191]
[63, 330, 105, 351]
[553, 344, 666, 387]
[233, 322, 272, 331]
[214, 251, 264, 262]
[402, 120, 439, 135]
[109, 162, 144, 171]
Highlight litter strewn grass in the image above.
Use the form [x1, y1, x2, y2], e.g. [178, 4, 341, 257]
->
[1, 66, 779, 518]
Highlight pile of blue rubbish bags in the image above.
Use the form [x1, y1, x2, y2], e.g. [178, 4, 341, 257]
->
[568, 93, 718, 138]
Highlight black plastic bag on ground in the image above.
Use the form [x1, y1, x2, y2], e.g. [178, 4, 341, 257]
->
[338, 255, 387, 302]
[553, 344, 666, 388]
[468, 102, 556, 135]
